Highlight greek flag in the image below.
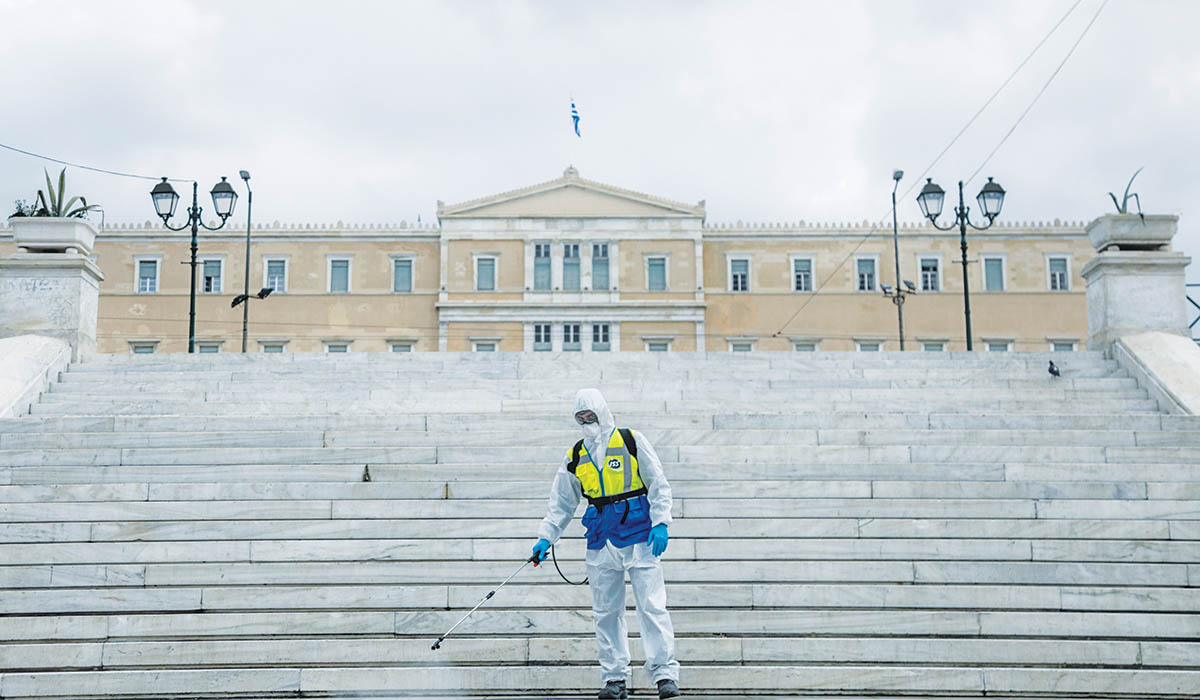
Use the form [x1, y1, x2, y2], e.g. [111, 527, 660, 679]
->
[570, 100, 581, 137]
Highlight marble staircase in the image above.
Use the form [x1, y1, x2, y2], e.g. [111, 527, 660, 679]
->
[1, 351, 1198, 698]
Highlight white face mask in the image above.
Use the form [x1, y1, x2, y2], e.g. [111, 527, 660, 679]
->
[581, 422, 603, 440]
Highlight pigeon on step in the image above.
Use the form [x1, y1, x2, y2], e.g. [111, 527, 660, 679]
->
[1048, 361, 1061, 378]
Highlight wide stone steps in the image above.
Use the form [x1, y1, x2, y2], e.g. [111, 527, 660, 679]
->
[5, 352, 1199, 698]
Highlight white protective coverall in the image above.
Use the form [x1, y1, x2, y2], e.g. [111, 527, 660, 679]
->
[537, 388, 680, 685]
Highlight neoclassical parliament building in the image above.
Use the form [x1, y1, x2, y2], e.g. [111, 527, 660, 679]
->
[1, 167, 1095, 354]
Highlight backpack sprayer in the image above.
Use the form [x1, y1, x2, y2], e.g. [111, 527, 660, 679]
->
[431, 545, 586, 650]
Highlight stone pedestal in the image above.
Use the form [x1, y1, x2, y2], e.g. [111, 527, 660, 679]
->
[1081, 214, 1190, 351]
[0, 253, 104, 362]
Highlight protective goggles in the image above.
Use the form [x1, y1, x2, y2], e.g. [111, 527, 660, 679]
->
[574, 411, 598, 425]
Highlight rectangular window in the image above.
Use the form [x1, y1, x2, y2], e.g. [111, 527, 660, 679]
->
[201, 260, 222, 294]
[647, 342, 669, 352]
[262, 344, 285, 353]
[987, 341, 1011, 352]
[920, 258, 939, 292]
[592, 323, 610, 351]
[474, 342, 496, 352]
[563, 243, 580, 291]
[1049, 257, 1069, 291]
[476, 257, 495, 291]
[1052, 341, 1076, 352]
[731, 342, 753, 352]
[984, 257, 1005, 292]
[856, 258, 876, 291]
[390, 343, 413, 352]
[534, 324, 552, 352]
[793, 258, 813, 292]
[137, 260, 158, 293]
[329, 259, 350, 293]
[197, 342, 221, 354]
[647, 257, 666, 291]
[393, 259, 413, 293]
[266, 260, 287, 292]
[131, 343, 156, 354]
[730, 258, 749, 292]
[923, 342, 944, 352]
[793, 342, 816, 352]
[325, 343, 349, 353]
[534, 243, 551, 291]
[563, 323, 581, 351]
[592, 244, 609, 290]
[857, 342, 881, 352]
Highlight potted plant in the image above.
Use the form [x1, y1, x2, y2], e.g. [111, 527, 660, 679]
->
[7, 168, 100, 254]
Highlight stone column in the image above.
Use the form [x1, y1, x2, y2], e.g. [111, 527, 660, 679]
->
[1081, 214, 1190, 351]
[0, 218, 104, 362]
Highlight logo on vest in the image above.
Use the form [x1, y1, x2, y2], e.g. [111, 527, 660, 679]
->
[607, 457, 622, 470]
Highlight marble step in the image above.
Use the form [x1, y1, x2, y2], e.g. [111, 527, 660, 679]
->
[9, 636, 1200, 671]
[9, 516, 1169, 544]
[36, 382, 1149, 400]
[0, 478, 1177, 505]
[9, 428, 1197, 450]
[5, 496, 1200, 522]
[10, 442, 1195, 467]
[2, 411, 1183, 435]
[4, 665, 1198, 698]
[23, 461, 1200, 486]
[47, 376, 1141, 394]
[2, 582, 1197, 615]
[10, 536, 1197, 566]
[3, 609, 1198, 643]
[72, 352, 1113, 369]
[4, 559, 1192, 588]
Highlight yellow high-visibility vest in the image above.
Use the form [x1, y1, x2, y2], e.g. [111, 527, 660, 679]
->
[567, 427, 646, 504]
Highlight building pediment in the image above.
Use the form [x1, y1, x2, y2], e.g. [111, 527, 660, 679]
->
[438, 166, 705, 220]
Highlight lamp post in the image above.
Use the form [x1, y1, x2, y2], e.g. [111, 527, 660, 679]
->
[916, 176, 1006, 351]
[238, 170, 252, 352]
[231, 170, 271, 346]
[890, 170, 906, 350]
[151, 177, 238, 353]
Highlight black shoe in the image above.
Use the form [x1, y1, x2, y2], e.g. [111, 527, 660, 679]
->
[657, 679, 681, 698]
[598, 680, 627, 699]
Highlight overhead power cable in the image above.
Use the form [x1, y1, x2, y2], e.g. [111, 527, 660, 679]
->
[966, 0, 1109, 185]
[0, 141, 192, 182]
[770, 0, 1093, 340]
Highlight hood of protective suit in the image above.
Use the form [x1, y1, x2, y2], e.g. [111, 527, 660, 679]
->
[573, 388, 615, 446]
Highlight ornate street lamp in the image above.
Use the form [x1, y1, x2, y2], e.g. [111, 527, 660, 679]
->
[150, 177, 238, 353]
[916, 176, 1006, 351]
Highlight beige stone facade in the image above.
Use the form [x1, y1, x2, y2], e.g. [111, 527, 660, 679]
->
[0, 167, 1094, 353]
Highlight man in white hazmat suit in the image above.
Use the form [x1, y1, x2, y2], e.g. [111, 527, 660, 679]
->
[531, 388, 681, 699]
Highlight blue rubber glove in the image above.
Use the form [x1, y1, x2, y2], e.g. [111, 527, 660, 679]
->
[531, 538, 550, 564]
[647, 524, 669, 557]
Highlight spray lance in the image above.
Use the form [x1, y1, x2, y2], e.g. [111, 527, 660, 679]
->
[431, 544, 587, 650]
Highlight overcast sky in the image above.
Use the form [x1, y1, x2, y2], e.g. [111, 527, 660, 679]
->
[2, 0, 1198, 269]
